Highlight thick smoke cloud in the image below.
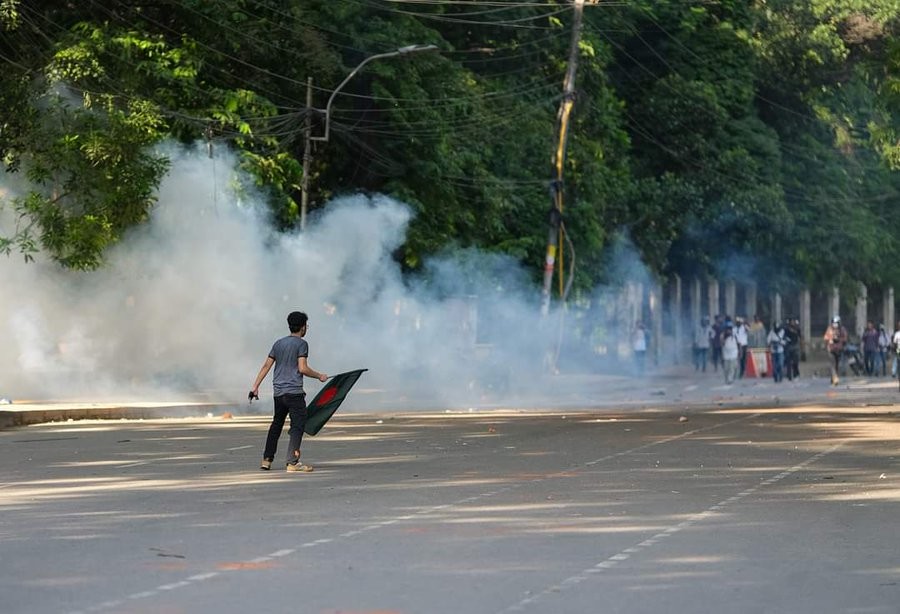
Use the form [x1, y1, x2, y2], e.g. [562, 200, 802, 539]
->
[1, 145, 583, 409]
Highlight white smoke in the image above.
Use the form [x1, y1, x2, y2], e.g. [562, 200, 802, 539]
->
[1, 144, 583, 409]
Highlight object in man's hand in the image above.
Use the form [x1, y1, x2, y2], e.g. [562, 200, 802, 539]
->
[248, 391, 259, 402]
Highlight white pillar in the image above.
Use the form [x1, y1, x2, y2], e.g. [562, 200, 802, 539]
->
[708, 277, 720, 319]
[631, 282, 643, 326]
[691, 277, 702, 324]
[831, 287, 840, 320]
[725, 279, 736, 317]
[884, 287, 895, 330]
[672, 275, 683, 364]
[773, 293, 782, 326]
[856, 282, 867, 339]
[745, 282, 758, 320]
[800, 287, 811, 355]
[649, 281, 662, 367]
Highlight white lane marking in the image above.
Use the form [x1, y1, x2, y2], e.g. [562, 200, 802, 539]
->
[186, 572, 219, 581]
[584, 413, 760, 467]
[227, 445, 253, 451]
[76, 412, 759, 613]
[497, 442, 845, 614]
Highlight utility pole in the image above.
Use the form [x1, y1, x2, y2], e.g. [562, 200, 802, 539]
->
[540, 0, 588, 316]
[301, 76, 313, 230]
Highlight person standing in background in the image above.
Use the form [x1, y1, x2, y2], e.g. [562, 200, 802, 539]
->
[824, 316, 848, 386]
[734, 317, 749, 378]
[693, 316, 713, 372]
[722, 325, 739, 385]
[632, 321, 649, 376]
[710, 315, 724, 373]
[877, 323, 890, 377]
[784, 318, 802, 380]
[767, 323, 786, 383]
[892, 321, 900, 378]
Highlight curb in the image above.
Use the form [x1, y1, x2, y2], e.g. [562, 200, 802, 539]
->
[0, 403, 241, 430]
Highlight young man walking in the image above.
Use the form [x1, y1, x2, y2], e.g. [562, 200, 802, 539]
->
[251, 311, 328, 472]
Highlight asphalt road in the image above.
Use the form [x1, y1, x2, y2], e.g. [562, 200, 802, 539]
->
[1, 402, 898, 614]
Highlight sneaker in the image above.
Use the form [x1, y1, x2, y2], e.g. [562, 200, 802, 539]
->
[260, 459, 272, 471]
[286, 463, 313, 472]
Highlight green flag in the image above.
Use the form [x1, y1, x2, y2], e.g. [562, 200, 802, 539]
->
[304, 369, 368, 435]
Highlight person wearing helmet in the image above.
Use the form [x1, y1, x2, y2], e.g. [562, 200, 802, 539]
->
[823, 316, 848, 385]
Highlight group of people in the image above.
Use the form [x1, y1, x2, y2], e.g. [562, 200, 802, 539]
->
[822, 316, 900, 385]
[693, 314, 802, 384]
[692, 313, 900, 387]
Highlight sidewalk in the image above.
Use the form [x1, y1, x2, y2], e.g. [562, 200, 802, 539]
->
[0, 401, 239, 429]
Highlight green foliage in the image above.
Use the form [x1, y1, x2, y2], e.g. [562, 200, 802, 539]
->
[2, 94, 169, 269]
[0, 0, 898, 296]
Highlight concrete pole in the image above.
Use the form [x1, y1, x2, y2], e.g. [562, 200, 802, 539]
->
[745, 282, 758, 320]
[725, 279, 736, 317]
[800, 287, 811, 356]
[830, 287, 840, 320]
[883, 287, 895, 330]
[708, 277, 720, 319]
[631, 282, 643, 327]
[856, 282, 867, 339]
[691, 277, 702, 325]
[773, 293, 782, 327]
[620, 282, 643, 359]
[617, 284, 631, 360]
[672, 275, 683, 364]
[649, 281, 662, 366]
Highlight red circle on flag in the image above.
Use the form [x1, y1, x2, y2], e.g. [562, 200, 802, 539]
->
[316, 386, 338, 406]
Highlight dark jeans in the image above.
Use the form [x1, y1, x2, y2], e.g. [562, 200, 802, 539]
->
[634, 350, 646, 375]
[864, 350, 877, 376]
[711, 346, 722, 371]
[876, 350, 887, 376]
[263, 393, 308, 465]
[785, 348, 800, 380]
[772, 352, 784, 382]
[693, 347, 708, 372]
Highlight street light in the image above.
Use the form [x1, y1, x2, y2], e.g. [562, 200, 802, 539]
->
[310, 44, 438, 143]
[300, 44, 438, 229]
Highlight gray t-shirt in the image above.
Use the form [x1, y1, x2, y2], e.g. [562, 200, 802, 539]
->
[268, 335, 309, 396]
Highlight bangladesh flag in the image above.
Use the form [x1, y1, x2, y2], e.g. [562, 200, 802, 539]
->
[304, 369, 368, 435]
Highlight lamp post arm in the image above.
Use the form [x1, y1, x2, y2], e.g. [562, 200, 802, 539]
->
[310, 44, 437, 143]
[312, 51, 399, 143]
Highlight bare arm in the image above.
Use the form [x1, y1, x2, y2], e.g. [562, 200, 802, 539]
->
[251, 356, 275, 396]
[298, 356, 328, 382]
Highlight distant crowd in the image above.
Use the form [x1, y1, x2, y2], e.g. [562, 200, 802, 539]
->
[686, 314, 900, 386]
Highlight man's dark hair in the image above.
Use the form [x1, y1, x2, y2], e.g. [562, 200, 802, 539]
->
[287, 311, 308, 333]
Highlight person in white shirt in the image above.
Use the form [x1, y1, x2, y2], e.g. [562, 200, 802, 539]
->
[892, 321, 900, 378]
[693, 316, 713, 372]
[722, 326, 739, 384]
[632, 321, 648, 376]
[734, 317, 749, 378]
[767, 323, 786, 383]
